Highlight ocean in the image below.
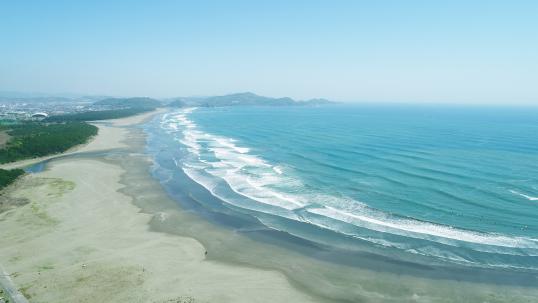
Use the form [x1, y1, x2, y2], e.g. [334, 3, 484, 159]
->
[146, 104, 538, 279]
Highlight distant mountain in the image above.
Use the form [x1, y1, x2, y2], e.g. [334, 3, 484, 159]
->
[166, 100, 187, 108]
[0, 92, 333, 108]
[299, 98, 333, 105]
[93, 97, 161, 109]
[175, 92, 334, 107]
[200, 92, 293, 107]
[168, 96, 209, 107]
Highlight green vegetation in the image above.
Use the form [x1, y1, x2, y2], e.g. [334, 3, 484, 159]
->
[45, 107, 152, 122]
[30, 202, 59, 225]
[0, 95, 160, 192]
[0, 287, 13, 302]
[0, 122, 97, 164]
[47, 179, 75, 198]
[0, 168, 24, 190]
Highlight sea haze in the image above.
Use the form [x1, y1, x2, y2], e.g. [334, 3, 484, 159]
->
[149, 104, 538, 272]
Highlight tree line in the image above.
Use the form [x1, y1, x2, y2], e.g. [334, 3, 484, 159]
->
[0, 168, 25, 190]
[0, 101, 156, 190]
[44, 107, 152, 122]
[0, 122, 98, 164]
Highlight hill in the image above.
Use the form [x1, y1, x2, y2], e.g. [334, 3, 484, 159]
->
[180, 92, 334, 107]
[166, 100, 186, 108]
[200, 92, 293, 107]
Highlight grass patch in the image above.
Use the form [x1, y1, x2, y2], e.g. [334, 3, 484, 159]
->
[38, 264, 55, 271]
[18, 285, 32, 299]
[46, 179, 75, 198]
[29, 202, 58, 225]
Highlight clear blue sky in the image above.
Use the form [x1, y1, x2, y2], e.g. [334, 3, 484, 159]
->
[1, 0, 537, 104]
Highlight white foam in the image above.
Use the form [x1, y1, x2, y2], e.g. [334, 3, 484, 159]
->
[273, 166, 283, 175]
[213, 137, 250, 154]
[307, 205, 538, 250]
[164, 108, 304, 210]
[182, 166, 301, 220]
[510, 190, 538, 201]
[161, 108, 538, 256]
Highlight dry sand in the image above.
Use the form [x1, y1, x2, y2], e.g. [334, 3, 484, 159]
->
[0, 110, 160, 170]
[0, 110, 317, 303]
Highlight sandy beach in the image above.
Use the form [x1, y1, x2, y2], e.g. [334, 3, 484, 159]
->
[0, 111, 153, 171]
[2, 110, 537, 303]
[0, 111, 318, 303]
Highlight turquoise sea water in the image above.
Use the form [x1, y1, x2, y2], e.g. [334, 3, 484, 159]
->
[150, 104, 538, 273]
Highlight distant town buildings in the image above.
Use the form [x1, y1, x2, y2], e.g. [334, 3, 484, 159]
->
[0, 99, 94, 121]
[31, 112, 49, 120]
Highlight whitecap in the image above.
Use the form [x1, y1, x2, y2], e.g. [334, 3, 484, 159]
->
[510, 190, 538, 201]
[161, 108, 538, 262]
[307, 205, 538, 250]
[273, 165, 283, 175]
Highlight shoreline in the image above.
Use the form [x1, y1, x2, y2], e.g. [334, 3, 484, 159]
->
[0, 109, 320, 302]
[1, 108, 537, 302]
[0, 110, 162, 171]
[142, 109, 538, 302]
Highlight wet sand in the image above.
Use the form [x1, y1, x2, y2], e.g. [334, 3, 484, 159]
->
[0, 111, 318, 303]
[1, 109, 537, 303]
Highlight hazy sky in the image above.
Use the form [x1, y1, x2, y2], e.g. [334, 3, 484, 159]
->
[1, 1, 537, 104]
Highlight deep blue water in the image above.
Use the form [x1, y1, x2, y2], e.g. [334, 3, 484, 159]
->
[149, 104, 538, 272]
